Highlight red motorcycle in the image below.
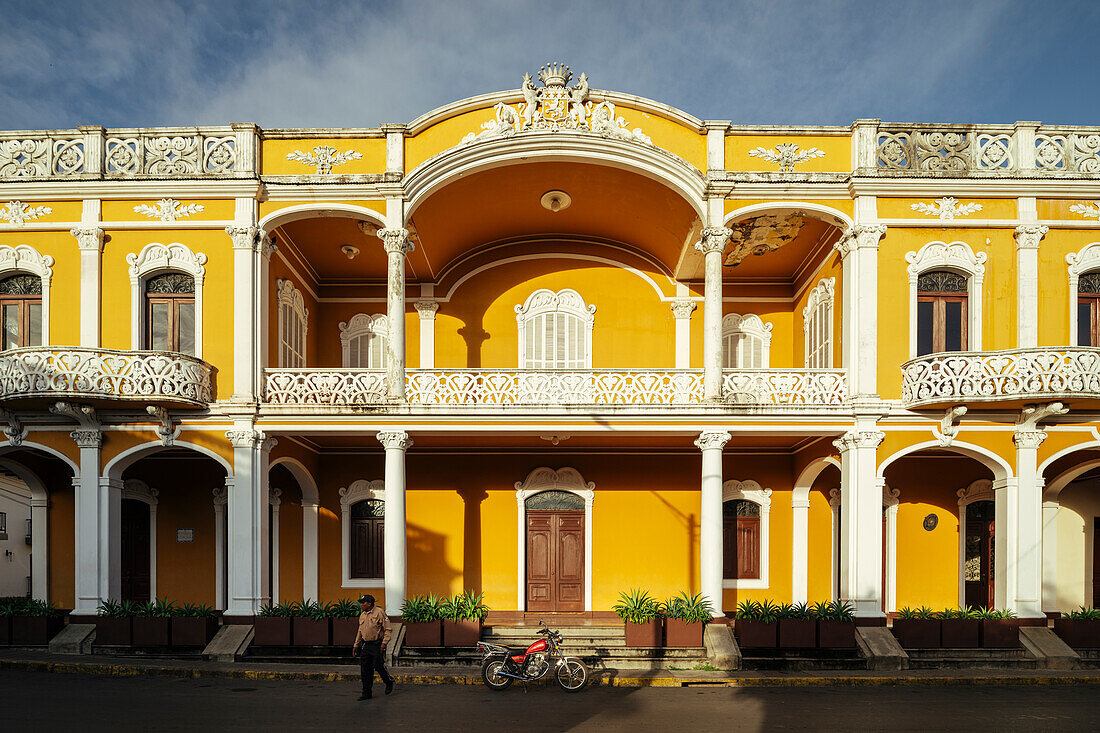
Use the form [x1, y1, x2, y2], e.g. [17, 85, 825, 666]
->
[476, 622, 589, 692]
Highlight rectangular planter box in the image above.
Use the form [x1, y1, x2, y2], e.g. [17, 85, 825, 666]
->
[624, 619, 662, 647]
[940, 619, 980, 648]
[403, 621, 441, 647]
[292, 618, 330, 646]
[332, 618, 359, 647]
[95, 617, 132, 646]
[133, 617, 171, 646]
[443, 620, 481, 647]
[665, 618, 704, 647]
[253, 617, 291, 646]
[816, 620, 856, 648]
[1054, 618, 1100, 649]
[979, 620, 1019, 648]
[0, 615, 10, 645]
[735, 619, 777, 648]
[11, 616, 65, 645]
[778, 619, 816, 648]
[170, 617, 219, 647]
[892, 619, 940, 649]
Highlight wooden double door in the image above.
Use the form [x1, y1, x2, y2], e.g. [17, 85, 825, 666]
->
[526, 510, 584, 612]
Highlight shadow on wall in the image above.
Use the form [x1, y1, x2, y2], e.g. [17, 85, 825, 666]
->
[459, 487, 487, 594]
[648, 490, 697, 594]
[407, 522, 462, 599]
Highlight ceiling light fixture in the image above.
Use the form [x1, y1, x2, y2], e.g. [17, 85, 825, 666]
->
[540, 190, 571, 212]
[341, 245, 360, 260]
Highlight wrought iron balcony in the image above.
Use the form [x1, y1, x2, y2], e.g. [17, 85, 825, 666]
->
[263, 368, 848, 408]
[0, 347, 214, 407]
[901, 348, 1100, 409]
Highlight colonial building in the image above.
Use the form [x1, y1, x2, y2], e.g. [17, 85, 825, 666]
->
[0, 65, 1098, 622]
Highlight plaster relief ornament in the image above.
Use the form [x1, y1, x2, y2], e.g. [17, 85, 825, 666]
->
[724, 213, 806, 266]
[1, 201, 52, 226]
[133, 198, 204, 222]
[1069, 201, 1100, 220]
[285, 145, 362, 174]
[460, 64, 651, 146]
[748, 143, 825, 172]
[910, 197, 983, 220]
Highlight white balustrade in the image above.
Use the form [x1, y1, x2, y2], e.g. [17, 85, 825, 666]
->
[264, 369, 387, 404]
[902, 348, 1100, 407]
[0, 347, 214, 405]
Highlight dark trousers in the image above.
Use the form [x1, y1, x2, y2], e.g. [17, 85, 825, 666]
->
[359, 640, 393, 695]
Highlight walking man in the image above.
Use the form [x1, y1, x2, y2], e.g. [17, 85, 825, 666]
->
[352, 594, 394, 700]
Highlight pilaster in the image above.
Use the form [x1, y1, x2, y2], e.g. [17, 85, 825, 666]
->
[414, 300, 438, 369]
[72, 227, 104, 347]
[225, 425, 275, 616]
[1014, 225, 1048, 349]
[834, 428, 886, 618]
[670, 299, 696, 369]
[834, 225, 886, 396]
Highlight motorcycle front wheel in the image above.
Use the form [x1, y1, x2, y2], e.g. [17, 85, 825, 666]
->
[555, 657, 588, 692]
[481, 659, 514, 690]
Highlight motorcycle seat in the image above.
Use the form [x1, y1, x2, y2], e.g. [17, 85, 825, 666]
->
[505, 646, 530, 656]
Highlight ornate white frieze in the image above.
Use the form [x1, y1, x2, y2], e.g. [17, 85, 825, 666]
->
[133, 198, 205, 222]
[902, 351, 1100, 407]
[286, 145, 362, 174]
[461, 65, 651, 146]
[910, 196, 983, 220]
[1069, 201, 1100, 220]
[1, 201, 52, 226]
[748, 143, 824, 172]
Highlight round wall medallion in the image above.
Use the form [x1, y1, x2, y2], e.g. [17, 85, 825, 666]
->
[540, 190, 572, 212]
[923, 513, 938, 531]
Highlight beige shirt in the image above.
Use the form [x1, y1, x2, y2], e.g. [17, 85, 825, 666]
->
[353, 607, 392, 649]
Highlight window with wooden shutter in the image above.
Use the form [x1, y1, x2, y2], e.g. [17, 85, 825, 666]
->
[1077, 272, 1100, 347]
[145, 272, 195, 355]
[516, 289, 595, 369]
[916, 270, 968, 355]
[722, 500, 761, 580]
[0, 273, 42, 350]
[340, 313, 388, 368]
[277, 279, 308, 367]
[350, 499, 384, 579]
[721, 313, 773, 368]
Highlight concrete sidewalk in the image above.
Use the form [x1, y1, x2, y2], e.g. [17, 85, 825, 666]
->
[3, 650, 1100, 687]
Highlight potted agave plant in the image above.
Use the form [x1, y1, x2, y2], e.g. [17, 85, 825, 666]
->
[291, 600, 330, 646]
[892, 606, 940, 649]
[10, 599, 65, 645]
[613, 589, 663, 647]
[663, 592, 712, 647]
[133, 598, 176, 646]
[170, 602, 220, 647]
[95, 600, 136, 646]
[254, 601, 294, 646]
[777, 602, 816, 648]
[328, 599, 362, 647]
[734, 600, 779, 648]
[976, 608, 1019, 648]
[442, 590, 489, 647]
[401, 594, 442, 647]
[938, 607, 979, 648]
[813, 600, 855, 648]
[1054, 607, 1100, 649]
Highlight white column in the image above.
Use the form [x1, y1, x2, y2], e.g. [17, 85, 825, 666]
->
[213, 486, 227, 610]
[834, 429, 886, 618]
[225, 426, 275, 616]
[1012, 431, 1046, 618]
[791, 495, 810, 604]
[694, 228, 731, 401]
[377, 229, 413, 401]
[414, 300, 438, 369]
[670, 299, 696, 369]
[993, 478, 1014, 610]
[30, 495, 48, 600]
[1014, 225, 1047, 349]
[227, 225, 259, 401]
[269, 487, 281, 603]
[834, 225, 886, 396]
[1041, 500, 1059, 613]
[696, 431, 730, 617]
[302, 498, 319, 602]
[71, 227, 104, 347]
[378, 430, 411, 615]
[883, 485, 899, 613]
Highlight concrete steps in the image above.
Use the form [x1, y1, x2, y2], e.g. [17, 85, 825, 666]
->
[905, 648, 1040, 670]
[741, 648, 866, 672]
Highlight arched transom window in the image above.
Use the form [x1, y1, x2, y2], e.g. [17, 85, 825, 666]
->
[722, 313, 773, 368]
[803, 278, 834, 368]
[340, 313, 388, 368]
[277, 279, 308, 368]
[515, 289, 595, 369]
[0, 273, 42, 350]
[916, 270, 968, 355]
[145, 272, 195, 355]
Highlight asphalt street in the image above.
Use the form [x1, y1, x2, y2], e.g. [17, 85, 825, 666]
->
[5, 670, 1099, 732]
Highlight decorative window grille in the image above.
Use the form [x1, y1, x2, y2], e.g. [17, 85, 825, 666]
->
[340, 313, 388, 368]
[525, 490, 585, 511]
[276, 279, 308, 368]
[721, 313, 773, 368]
[803, 278, 834, 368]
[515, 289, 595, 369]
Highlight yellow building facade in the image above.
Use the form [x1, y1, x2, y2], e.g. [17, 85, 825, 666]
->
[0, 67, 1098, 622]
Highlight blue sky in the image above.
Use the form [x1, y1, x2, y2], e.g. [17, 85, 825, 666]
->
[1, 0, 1097, 130]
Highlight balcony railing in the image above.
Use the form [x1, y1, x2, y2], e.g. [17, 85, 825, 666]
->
[0, 347, 214, 406]
[263, 368, 848, 407]
[901, 348, 1100, 408]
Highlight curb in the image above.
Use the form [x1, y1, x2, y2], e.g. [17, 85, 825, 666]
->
[3, 659, 1100, 687]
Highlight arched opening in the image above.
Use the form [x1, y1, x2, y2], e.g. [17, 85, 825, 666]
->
[1040, 445, 1100, 612]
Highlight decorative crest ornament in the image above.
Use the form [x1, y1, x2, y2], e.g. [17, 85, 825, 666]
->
[1, 201, 52, 226]
[748, 143, 825, 172]
[133, 198, 205, 222]
[910, 197, 983, 220]
[286, 145, 362, 174]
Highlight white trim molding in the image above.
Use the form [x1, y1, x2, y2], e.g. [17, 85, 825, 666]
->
[956, 478, 995, 608]
[721, 479, 772, 590]
[905, 240, 986, 358]
[338, 479, 385, 588]
[339, 313, 388, 368]
[721, 313, 773, 368]
[0, 243, 53, 345]
[1066, 241, 1100, 346]
[122, 478, 158, 601]
[803, 278, 835, 368]
[276, 279, 308, 368]
[514, 467, 595, 612]
[515, 289, 596, 369]
[126, 241, 207, 357]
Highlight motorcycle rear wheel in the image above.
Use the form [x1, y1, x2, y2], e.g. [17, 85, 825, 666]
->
[555, 657, 588, 692]
[481, 659, 514, 690]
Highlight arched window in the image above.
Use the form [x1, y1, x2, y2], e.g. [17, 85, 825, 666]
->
[1077, 272, 1100, 346]
[722, 313, 773, 368]
[723, 500, 760, 580]
[277, 279, 308, 367]
[350, 499, 384, 580]
[916, 270, 967, 355]
[0, 273, 42, 350]
[515, 289, 595, 369]
[803, 278, 834, 368]
[145, 272, 195, 354]
[340, 314, 388, 368]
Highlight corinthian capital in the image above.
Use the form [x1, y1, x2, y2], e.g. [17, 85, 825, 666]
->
[670, 299, 697, 319]
[378, 228, 414, 255]
[414, 300, 439, 319]
[1014, 224, 1049, 250]
[832, 430, 885, 453]
[225, 225, 260, 250]
[1013, 430, 1047, 449]
[834, 224, 887, 257]
[694, 431, 731, 451]
[70, 227, 105, 252]
[694, 227, 733, 255]
[226, 429, 260, 448]
[71, 429, 103, 449]
[377, 430, 413, 451]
